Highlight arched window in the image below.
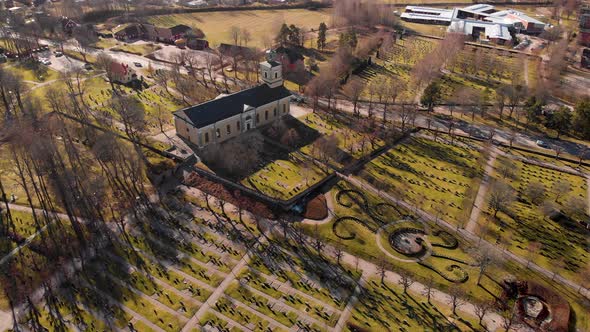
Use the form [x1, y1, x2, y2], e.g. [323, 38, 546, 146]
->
[274, 72, 278, 78]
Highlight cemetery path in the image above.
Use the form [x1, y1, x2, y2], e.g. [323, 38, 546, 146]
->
[334, 270, 367, 331]
[0, 203, 92, 266]
[465, 147, 499, 233]
[180, 252, 251, 332]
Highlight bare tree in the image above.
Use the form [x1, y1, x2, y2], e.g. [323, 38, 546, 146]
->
[553, 180, 571, 203]
[377, 259, 387, 285]
[421, 277, 434, 303]
[398, 270, 414, 294]
[525, 181, 546, 205]
[488, 181, 515, 217]
[448, 286, 465, 315]
[343, 78, 364, 117]
[474, 301, 492, 326]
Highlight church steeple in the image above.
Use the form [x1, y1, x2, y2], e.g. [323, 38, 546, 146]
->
[260, 60, 283, 88]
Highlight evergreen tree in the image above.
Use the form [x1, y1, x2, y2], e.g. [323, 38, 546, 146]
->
[573, 98, 590, 138]
[288, 24, 301, 45]
[276, 23, 290, 45]
[317, 22, 327, 50]
[420, 82, 442, 112]
[546, 107, 572, 138]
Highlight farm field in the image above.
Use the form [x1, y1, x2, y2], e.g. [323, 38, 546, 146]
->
[146, 8, 333, 48]
[360, 134, 484, 227]
[477, 155, 590, 284]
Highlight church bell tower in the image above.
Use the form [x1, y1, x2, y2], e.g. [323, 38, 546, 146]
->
[260, 58, 283, 88]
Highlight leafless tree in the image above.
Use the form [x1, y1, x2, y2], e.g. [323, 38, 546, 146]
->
[377, 259, 387, 285]
[421, 277, 434, 303]
[525, 181, 546, 205]
[343, 78, 364, 117]
[553, 180, 571, 203]
[448, 286, 465, 315]
[398, 270, 414, 294]
[488, 181, 515, 217]
[474, 301, 492, 326]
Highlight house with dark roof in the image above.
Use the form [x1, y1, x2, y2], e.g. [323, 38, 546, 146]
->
[173, 60, 291, 147]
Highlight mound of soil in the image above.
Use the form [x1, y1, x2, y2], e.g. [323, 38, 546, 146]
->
[303, 194, 328, 220]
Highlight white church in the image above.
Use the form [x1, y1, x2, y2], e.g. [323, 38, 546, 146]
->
[173, 60, 292, 148]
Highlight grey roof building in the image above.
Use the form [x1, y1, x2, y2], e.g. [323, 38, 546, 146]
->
[173, 60, 292, 148]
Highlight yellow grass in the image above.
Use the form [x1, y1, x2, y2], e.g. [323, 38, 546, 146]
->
[147, 8, 333, 48]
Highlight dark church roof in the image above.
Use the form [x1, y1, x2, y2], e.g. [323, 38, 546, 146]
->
[173, 84, 291, 129]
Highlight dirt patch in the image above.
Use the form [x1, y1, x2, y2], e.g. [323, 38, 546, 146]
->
[303, 194, 328, 220]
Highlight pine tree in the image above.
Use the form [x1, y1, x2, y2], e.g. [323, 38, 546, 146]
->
[317, 22, 327, 50]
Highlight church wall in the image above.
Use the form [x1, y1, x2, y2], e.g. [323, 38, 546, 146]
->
[214, 113, 243, 143]
[174, 116, 200, 145]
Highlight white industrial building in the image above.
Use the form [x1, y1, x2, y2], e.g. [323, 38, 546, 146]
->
[401, 3, 546, 44]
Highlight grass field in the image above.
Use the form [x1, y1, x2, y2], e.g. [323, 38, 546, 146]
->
[147, 8, 333, 48]
[360, 134, 484, 226]
[478, 156, 589, 284]
[347, 278, 479, 331]
[111, 43, 162, 56]
[4, 63, 59, 83]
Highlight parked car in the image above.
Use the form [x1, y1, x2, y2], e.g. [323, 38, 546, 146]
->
[134, 62, 142, 67]
[39, 58, 51, 65]
[84, 63, 92, 70]
[54, 51, 63, 57]
[536, 140, 549, 148]
[290, 93, 304, 103]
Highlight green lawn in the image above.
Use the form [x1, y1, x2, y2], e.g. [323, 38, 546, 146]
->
[111, 43, 162, 56]
[299, 112, 386, 168]
[146, 8, 332, 48]
[360, 134, 484, 227]
[477, 156, 589, 284]
[347, 278, 480, 332]
[4, 63, 59, 83]
[242, 151, 327, 200]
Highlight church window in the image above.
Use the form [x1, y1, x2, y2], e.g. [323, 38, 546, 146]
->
[275, 72, 278, 78]
[256, 114, 259, 123]
[216, 128, 220, 138]
[226, 124, 231, 134]
[283, 104, 287, 113]
[273, 108, 277, 116]
[264, 72, 267, 78]
[265, 110, 268, 120]
[204, 132, 209, 143]
[237, 121, 240, 131]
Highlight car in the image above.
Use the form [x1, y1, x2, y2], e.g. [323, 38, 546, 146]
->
[536, 140, 549, 148]
[290, 94, 304, 103]
[84, 63, 92, 70]
[134, 62, 142, 67]
[54, 51, 63, 57]
[39, 58, 51, 65]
